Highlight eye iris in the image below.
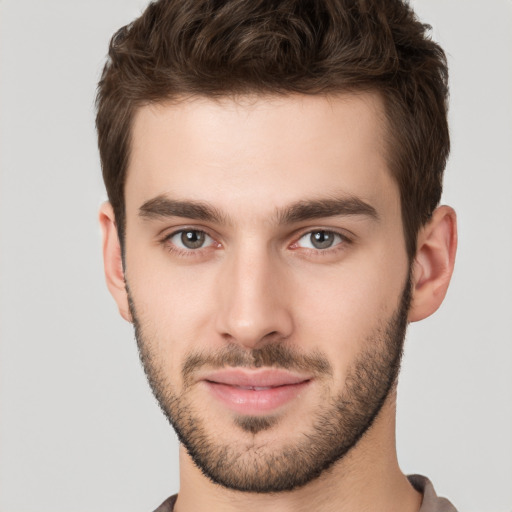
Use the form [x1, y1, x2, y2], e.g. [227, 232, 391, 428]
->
[311, 231, 334, 249]
[181, 230, 205, 249]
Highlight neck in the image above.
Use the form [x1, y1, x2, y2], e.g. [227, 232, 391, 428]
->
[174, 391, 421, 512]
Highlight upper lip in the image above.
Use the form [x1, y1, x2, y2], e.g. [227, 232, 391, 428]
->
[200, 368, 312, 388]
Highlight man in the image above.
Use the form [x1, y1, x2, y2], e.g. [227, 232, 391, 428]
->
[96, 1, 458, 510]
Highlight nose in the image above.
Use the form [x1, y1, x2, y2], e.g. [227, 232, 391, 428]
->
[215, 243, 294, 349]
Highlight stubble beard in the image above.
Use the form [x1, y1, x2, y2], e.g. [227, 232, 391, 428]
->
[128, 276, 411, 493]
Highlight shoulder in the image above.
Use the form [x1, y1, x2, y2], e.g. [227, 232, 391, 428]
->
[152, 494, 178, 512]
[408, 474, 458, 512]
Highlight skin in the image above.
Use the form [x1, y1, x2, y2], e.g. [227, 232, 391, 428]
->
[100, 93, 457, 512]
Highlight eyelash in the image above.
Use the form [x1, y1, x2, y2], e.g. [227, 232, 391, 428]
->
[161, 228, 219, 257]
[160, 228, 352, 258]
[291, 229, 352, 256]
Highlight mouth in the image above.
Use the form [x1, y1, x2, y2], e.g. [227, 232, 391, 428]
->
[200, 368, 312, 415]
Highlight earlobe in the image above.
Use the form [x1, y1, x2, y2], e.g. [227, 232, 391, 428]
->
[408, 205, 457, 322]
[99, 202, 132, 323]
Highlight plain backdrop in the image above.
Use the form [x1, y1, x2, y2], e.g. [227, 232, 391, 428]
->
[1, 1, 511, 511]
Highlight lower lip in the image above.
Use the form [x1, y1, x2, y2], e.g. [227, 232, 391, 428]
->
[204, 380, 311, 415]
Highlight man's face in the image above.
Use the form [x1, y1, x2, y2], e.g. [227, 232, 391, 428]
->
[122, 94, 411, 492]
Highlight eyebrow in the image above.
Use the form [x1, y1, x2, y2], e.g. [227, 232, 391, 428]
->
[277, 197, 379, 224]
[138, 194, 379, 225]
[139, 195, 229, 224]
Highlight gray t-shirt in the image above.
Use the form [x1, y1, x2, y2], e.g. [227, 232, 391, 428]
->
[409, 474, 458, 512]
[153, 474, 457, 511]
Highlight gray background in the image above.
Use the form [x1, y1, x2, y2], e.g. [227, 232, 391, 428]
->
[1, 1, 511, 510]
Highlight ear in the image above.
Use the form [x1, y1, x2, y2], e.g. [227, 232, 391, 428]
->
[99, 202, 132, 323]
[408, 205, 457, 322]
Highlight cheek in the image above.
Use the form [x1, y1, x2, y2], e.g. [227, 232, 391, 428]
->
[291, 255, 407, 364]
[126, 255, 222, 378]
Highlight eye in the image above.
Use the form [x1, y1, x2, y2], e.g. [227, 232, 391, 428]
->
[168, 229, 214, 250]
[296, 230, 345, 250]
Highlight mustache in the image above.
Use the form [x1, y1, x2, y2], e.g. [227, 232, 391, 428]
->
[182, 342, 332, 386]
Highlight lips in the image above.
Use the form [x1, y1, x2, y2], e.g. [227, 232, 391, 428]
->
[201, 368, 312, 414]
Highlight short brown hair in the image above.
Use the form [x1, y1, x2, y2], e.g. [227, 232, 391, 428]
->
[96, 0, 449, 260]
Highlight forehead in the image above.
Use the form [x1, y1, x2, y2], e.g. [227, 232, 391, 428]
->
[126, 93, 397, 218]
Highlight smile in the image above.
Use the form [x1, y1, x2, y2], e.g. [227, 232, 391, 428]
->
[231, 385, 275, 391]
[201, 368, 312, 415]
